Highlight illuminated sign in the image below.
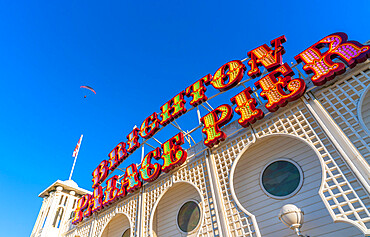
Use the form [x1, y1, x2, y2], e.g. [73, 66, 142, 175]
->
[72, 32, 369, 225]
[295, 33, 370, 86]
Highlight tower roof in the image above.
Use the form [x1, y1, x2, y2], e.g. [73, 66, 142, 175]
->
[38, 179, 92, 198]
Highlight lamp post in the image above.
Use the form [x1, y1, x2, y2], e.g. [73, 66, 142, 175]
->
[278, 204, 308, 237]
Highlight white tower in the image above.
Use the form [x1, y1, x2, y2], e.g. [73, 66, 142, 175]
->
[30, 180, 91, 237]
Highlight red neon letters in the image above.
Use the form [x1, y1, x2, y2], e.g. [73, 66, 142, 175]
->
[107, 142, 128, 171]
[247, 36, 286, 78]
[74, 32, 369, 225]
[161, 133, 187, 173]
[122, 164, 142, 193]
[200, 104, 233, 148]
[139, 112, 160, 139]
[295, 32, 370, 86]
[72, 195, 89, 224]
[92, 160, 109, 189]
[116, 177, 128, 199]
[139, 147, 162, 182]
[102, 175, 119, 206]
[126, 127, 140, 153]
[90, 186, 104, 213]
[255, 63, 306, 112]
[211, 60, 246, 91]
[230, 88, 264, 127]
[81, 187, 103, 219]
[160, 91, 187, 126]
[185, 74, 212, 107]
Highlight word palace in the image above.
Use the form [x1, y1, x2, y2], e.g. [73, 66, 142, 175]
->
[73, 32, 369, 225]
[31, 32, 370, 237]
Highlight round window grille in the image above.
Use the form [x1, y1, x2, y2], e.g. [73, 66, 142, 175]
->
[177, 201, 201, 233]
[260, 159, 303, 199]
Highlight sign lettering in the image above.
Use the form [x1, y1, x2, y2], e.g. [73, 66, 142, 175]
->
[73, 32, 370, 224]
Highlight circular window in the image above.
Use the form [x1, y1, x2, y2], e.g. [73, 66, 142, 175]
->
[121, 228, 130, 237]
[177, 201, 201, 233]
[260, 159, 303, 199]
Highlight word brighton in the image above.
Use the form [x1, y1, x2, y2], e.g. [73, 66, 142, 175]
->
[72, 32, 370, 224]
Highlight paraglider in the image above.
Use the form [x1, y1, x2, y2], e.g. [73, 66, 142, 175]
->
[80, 85, 96, 98]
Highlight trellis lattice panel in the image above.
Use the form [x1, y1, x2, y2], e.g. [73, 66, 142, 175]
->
[212, 128, 258, 237]
[64, 218, 93, 237]
[212, 102, 370, 236]
[142, 154, 220, 237]
[92, 194, 139, 237]
[314, 63, 370, 164]
[64, 194, 139, 237]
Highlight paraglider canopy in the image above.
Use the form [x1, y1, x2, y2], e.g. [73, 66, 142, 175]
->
[80, 85, 96, 94]
[80, 85, 96, 98]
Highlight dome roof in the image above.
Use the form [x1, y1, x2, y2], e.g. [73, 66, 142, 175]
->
[63, 179, 79, 188]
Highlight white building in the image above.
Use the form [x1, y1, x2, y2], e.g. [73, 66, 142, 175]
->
[31, 180, 91, 237]
[31, 33, 370, 237]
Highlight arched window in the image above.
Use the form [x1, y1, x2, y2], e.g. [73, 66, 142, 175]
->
[63, 196, 68, 206]
[52, 207, 64, 228]
[59, 195, 64, 205]
[42, 207, 50, 228]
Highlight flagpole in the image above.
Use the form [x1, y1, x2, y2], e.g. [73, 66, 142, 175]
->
[69, 152, 78, 180]
[69, 134, 83, 180]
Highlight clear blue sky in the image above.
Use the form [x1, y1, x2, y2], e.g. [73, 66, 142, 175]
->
[0, 0, 369, 236]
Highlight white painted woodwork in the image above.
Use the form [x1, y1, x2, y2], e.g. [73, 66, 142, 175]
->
[316, 67, 370, 164]
[152, 182, 202, 237]
[100, 214, 130, 237]
[233, 135, 363, 237]
[44, 57, 370, 237]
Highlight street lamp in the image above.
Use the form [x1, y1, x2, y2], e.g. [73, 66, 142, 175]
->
[278, 204, 308, 237]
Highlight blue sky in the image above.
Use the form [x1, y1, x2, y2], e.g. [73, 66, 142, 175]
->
[0, 0, 369, 236]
